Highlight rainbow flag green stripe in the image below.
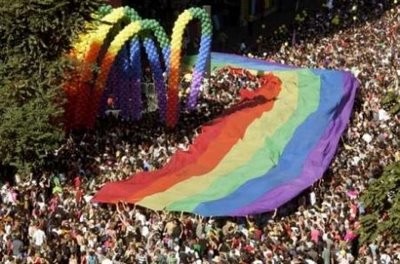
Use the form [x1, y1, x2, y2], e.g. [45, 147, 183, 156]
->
[138, 70, 317, 211]
[92, 53, 358, 216]
[164, 70, 319, 212]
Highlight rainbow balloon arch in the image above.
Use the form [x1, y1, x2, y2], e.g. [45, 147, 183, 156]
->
[67, 6, 359, 216]
[65, 5, 212, 129]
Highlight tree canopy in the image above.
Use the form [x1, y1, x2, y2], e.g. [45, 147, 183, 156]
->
[359, 161, 400, 244]
[0, 0, 105, 174]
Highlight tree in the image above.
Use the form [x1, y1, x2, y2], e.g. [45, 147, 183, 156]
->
[359, 161, 400, 244]
[0, 0, 105, 174]
[381, 80, 400, 116]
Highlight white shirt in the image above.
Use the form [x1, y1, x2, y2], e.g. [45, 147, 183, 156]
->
[310, 191, 316, 206]
[5, 224, 11, 235]
[378, 109, 390, 121]
[135, 212, 146, 226]
[380, 254, 391, 264]
[141, 225, 149, 238]
[305, 260, 317, 264]
[32, 229, 46, 246]
[101, 259, 113, 264]
[326, 0, 333, 9]
[362, 133, 373, 143]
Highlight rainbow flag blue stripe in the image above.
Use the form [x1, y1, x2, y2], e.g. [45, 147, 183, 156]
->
[92, 53, 358, 216]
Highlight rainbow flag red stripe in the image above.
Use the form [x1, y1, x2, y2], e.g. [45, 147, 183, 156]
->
[92, 53, 358, 216]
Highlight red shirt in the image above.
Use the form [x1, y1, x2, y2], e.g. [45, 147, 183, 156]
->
[74, 176, 81, 189]
[75, 189, 83, 204]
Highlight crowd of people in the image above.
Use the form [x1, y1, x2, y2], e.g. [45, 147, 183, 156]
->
[1, 0, 400, 263]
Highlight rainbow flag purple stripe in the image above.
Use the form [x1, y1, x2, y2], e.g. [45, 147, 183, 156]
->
[92, 53, 358, 216]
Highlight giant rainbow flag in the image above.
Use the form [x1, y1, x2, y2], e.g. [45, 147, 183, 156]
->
[92, 53, 358, 216]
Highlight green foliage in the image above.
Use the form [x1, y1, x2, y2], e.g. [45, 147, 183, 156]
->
[359, 161, 400, 244]
[359, 212, 379, 243]
[381, 79, 400, 115]
[0, 0, 105, 175]
[0, 83, 64, 173]
[0, 0, 105, 60]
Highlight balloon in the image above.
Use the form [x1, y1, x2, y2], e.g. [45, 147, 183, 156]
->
[165, 7, 212, 126]
[67, 6, 212, 129]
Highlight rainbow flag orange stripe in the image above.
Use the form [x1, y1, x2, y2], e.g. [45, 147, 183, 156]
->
[92, 54, 358, 216]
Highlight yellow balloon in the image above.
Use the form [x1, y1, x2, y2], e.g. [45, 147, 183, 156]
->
[92, 7, 125, 43]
